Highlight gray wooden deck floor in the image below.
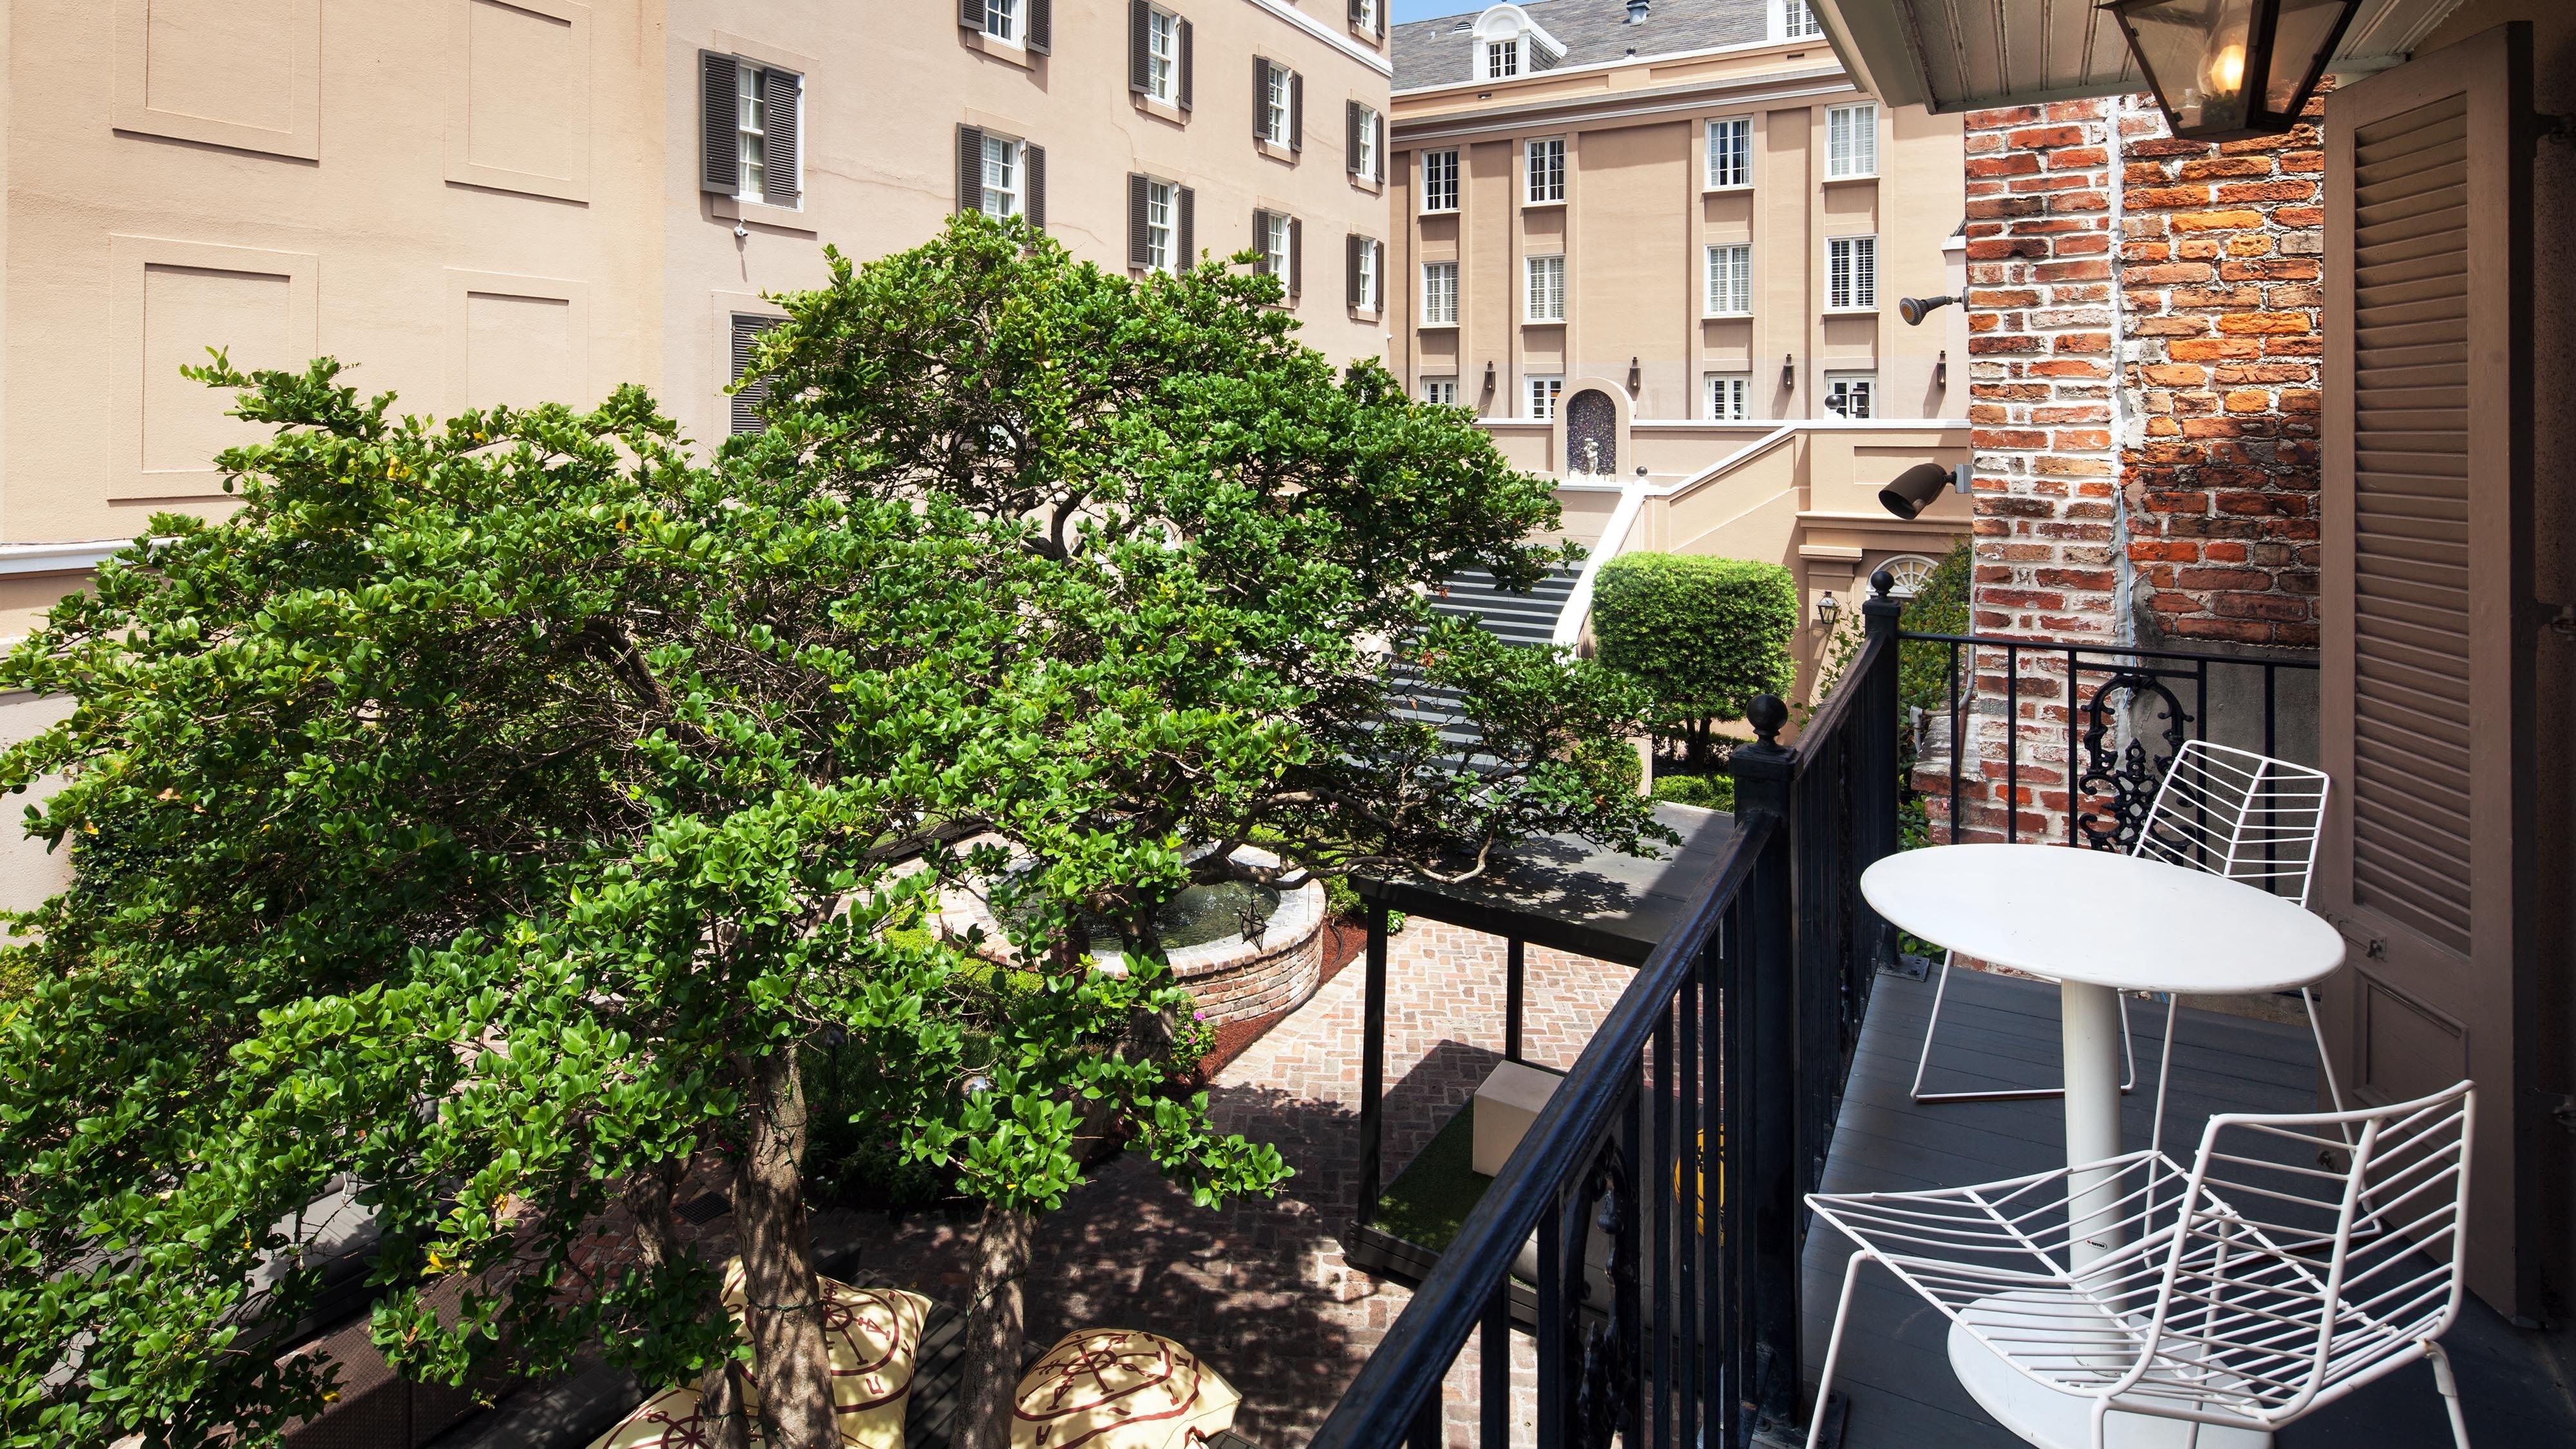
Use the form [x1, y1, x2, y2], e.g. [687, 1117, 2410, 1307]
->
[1804, 965, 2576, 1449]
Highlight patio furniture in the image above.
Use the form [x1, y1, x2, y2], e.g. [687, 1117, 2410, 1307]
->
[1804, 1081, 2476, 1449]
[1910, 742, 2335, 1126]
[1862, 843, 2345, 1268]
[1471, 1059, 1559, 1176]
[1010, 1329, 1241, 1449]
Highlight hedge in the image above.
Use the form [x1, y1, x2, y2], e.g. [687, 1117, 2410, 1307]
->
[1591, 552, 1797, 764]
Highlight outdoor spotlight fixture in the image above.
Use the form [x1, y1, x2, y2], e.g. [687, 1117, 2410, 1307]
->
[1817, 591, 1841, 632]
[2103, 0, 2361, 140]
[1879, 460, 1955, 520]
[1781, 352, 1797, 392]
[1898, 294, 1962, 327]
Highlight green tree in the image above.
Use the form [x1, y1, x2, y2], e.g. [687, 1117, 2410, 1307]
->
[1589, 552, 1797, 766]
[0, 216, 1659, 1449]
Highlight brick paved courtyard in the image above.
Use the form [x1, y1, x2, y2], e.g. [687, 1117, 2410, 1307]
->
[822, 919, 1633, 1446]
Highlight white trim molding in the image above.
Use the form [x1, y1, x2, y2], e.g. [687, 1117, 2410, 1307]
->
[1242, 0, 1392, 76]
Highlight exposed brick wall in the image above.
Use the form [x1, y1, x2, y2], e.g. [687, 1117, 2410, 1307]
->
[2116, 95, 2325, 650]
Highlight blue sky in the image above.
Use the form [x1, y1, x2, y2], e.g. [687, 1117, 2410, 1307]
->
[1392, 1, 1487, 22]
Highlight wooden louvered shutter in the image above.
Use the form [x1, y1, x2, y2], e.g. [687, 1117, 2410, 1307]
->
[1177, 185, 1194, 267]
[759, 70, 800, 206]
[956, 125, 985, 215]
[700, 53, 739, 193]
[1128, 174, 1150, 268]
[1347, 101, 1361, 175]
[2319, 21, 2539, 1318]
[1251, 209, 1269, 274]
[1025, 144, 1046, 231]
[1129, 0, 1149, 93]
[1289, 71, 1303, 153]
[1178, 20, 1193, 111]
[1288, 216, 1301, 301]
[1347, 233, 1363, 307]
[1373, 240, 1385, 312]
[1253, 57, 1268, 140]
[729, 315, 781, 434]
[1028, 0, 1050, 54]
[960, 0, 985, 29]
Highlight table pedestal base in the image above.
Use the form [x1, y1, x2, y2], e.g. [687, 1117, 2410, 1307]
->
[1947, 1292, 2271, 1449]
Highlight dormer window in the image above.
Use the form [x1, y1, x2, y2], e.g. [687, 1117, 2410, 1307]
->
[1487, 39, 1519, 78]
[1468, 5, 1563, 84]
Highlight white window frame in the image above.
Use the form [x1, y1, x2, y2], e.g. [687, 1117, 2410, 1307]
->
[1827, 102, 1879, 178]
[1826, 234, 1877, 310]
[1526, 374, 1563, 421]
[985, 0, 1021, 45]
[1703, 243, 1750, 316]
[1354, 0, 1379, 34]
[1780, 0, 1824, 41]
[1144, 178, 1176, 273]
[1358, 107, 1381, 180]
[1421, 261, 1459, 325]
[1264, 64, 1293, 145]
[1146, 8, 1178, 104]
[1823, 372, 1875, 420]
[1264, 211, 1294, 289]
[1487, 39, 1520, 79]
[1524, 254, 1565, 323]
[981, 133, 1024, 220]
[736, 65, 767, 200]
[1705, 117, 1750, 189]
[1705, 374, 1750, 421]
[1423, 377, 1459, 406]
[1526, 137, 1566, 205]
[1421, 149, 1460, 213]
[1355, 240, 1378, 312]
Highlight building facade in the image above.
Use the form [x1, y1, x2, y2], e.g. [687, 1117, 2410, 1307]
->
[1387, 0, 1965, 431]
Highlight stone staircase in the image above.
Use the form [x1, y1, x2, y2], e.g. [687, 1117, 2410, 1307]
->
[1391, 565, 1582, 752]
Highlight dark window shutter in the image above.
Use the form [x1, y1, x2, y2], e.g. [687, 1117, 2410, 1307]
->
[1374, 240, 1385, 311]
[1376, 2, 1387, 40]
[1128, 0, 1148, 93]
[1026, 144, 1046, 230]
[1177, 185, 1194, 267]
[1349, 0, 1363, 26]
[1178, 19, 1193, 111]
[1289, 216, 1302, 300]
[956, 124, 985, 215]
[960, 0, 985, 28]
[1376, 119, 1387, 182]
[1028, 0, 1050, 53]
[1289, 71, 1303, 153]
[1347, 233, 1362, 307]
[701, 52, 739, 194]
[1253, 57, 1268, 140]
[759, 70, 800, 206]
[729, 314, 781, 434]
[1346, 101, 1360, 175]
[1128, 174, 1150, 268]
[1251, 209, 1269, 274]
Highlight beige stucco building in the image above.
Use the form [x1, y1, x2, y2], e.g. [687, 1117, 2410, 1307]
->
[0, 0, 1396, 907]
[1388, 0, 1967, 433]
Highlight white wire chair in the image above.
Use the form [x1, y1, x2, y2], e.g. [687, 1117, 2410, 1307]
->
[1912, 740, 2339, 1135]
[1806, 1081, 2476, 1449]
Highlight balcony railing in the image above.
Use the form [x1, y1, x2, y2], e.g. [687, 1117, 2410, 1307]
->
[1311, 583, 1908, 1449]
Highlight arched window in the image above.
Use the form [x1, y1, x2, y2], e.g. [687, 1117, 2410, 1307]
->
[1878, 553, 1940, 598]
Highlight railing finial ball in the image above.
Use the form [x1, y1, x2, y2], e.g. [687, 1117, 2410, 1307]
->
[1871, 567, 1895, 598]
[1747, 693, 1787, 744]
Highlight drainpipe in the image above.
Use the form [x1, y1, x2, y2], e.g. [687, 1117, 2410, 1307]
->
[2108, 97, 2134, 647]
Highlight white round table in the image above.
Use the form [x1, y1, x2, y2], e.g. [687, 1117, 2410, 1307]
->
[1860, 844, 2346, 1449]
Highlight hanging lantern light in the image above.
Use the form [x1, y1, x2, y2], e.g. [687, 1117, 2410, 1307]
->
[2102, 0, 2361, 140]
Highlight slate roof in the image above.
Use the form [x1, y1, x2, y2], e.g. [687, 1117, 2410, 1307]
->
[1392, 1, 1774, 92]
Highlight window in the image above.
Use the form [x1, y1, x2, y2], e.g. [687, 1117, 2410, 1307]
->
[1353, 237, 1378, 311]
[1421, 261, 1458, 325]
[1706, 117, 1750, 189]
[736, 66, 766, 199]
[1264, 62, 1293, 144]
[703, 57, 801, 207]
[1354, 105, 1381, 180]
[1704, 243, 1750, 315]
[1146, 8, 1177, 103]
[1525, 255, 1564, 322]
[1424, 378, 1459, 406]
[1487, 39, 1519, 79]
[1782, 0, 1824, 39]
[1145, 180, 1175, 272]
[1706, 374, 1749, 421]
[1354, 0, 1379, 33]
[1264, 211, 1294, 287]
[730, 314, 782, 434]
[986, 0, 1020, 44]
[1421, 149, 1459, 212]
[1526, 137, 1565, 204]
[1527, 374, 1563, 421]
[1880, 553, 1940, 597]
[1824, 372, 1874, 419]
[982, 135, 1023, 218]
[1827, 234, 1877, 309]
[1827, 103, 1878, 178]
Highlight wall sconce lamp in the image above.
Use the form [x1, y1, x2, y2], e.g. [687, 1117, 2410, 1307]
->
[2104, 0, 2360, 140]
[1816, 591, 1841, 632]
[1627, 355, 1641, 392]
[1481, 360, 1497, 394]
[1780, 353, 1796, 392]
[1935, 348, 1949, 390]
[1898, 294, 1962, 326]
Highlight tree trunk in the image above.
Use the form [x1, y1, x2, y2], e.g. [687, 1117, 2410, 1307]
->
[954, 1201, 1038, 1449]
[735, 1046, 837, 1449]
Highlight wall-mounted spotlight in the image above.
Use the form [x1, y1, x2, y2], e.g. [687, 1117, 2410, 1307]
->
[1780, 353, 1796, 392]
[1879, 460, 1956, 520]
[1898, 294, 1962, 327]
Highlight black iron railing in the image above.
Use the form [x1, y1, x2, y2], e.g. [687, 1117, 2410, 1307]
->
[1897, 630, 2319, 853]
[1309, 582, 1907, 1449]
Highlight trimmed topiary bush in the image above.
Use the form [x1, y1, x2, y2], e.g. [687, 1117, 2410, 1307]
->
[1592, 553, 1797, 765]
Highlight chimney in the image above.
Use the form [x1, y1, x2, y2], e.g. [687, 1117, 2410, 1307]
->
[1626, 0, 1650, 21]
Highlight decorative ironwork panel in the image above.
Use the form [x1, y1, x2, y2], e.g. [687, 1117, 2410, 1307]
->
[2076, 670, 2192, 853]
